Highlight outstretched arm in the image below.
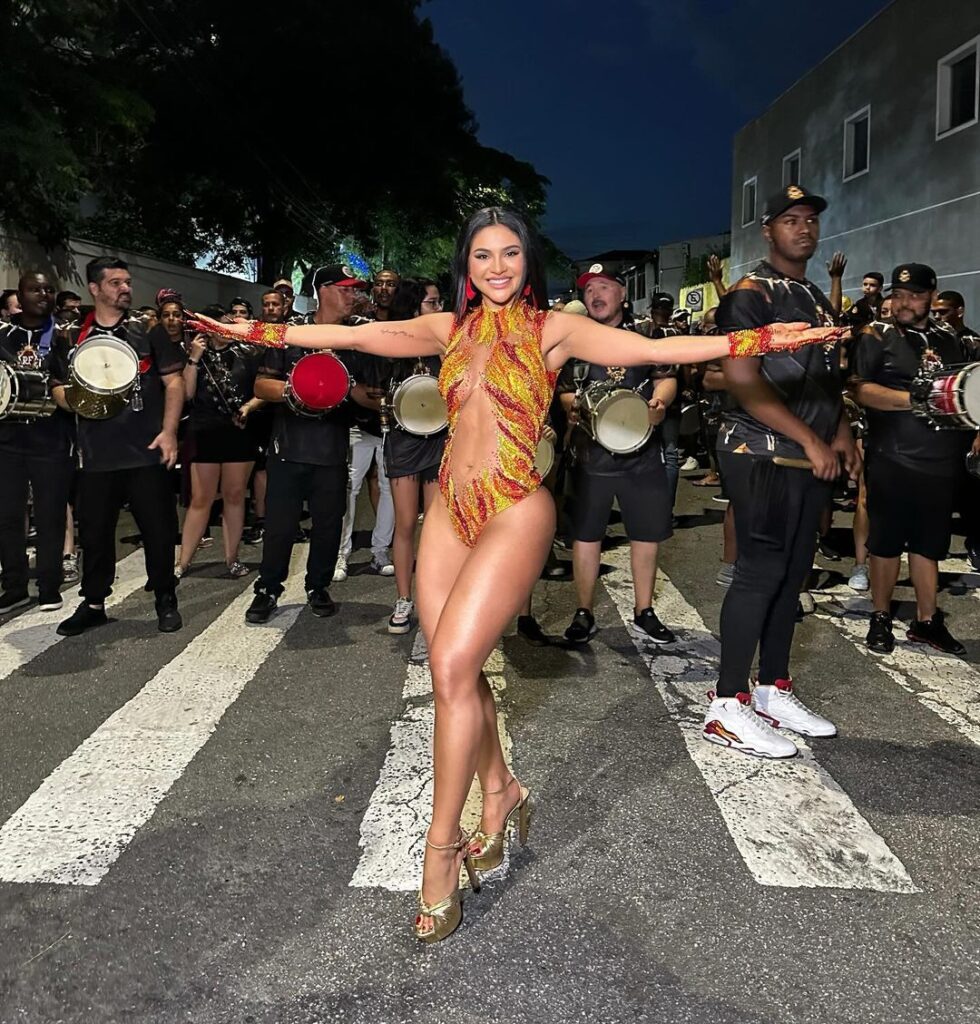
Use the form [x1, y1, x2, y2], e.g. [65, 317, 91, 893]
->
[543, 311, 842, 369]
[189, 311, 450, 358]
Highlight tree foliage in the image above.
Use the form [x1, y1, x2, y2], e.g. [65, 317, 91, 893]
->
[1, 0, 556, 279]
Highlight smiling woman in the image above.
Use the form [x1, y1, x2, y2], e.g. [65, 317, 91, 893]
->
[191, 205, 842, 944]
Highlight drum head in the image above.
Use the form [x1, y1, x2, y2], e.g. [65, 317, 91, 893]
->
[72, 335, 139, 392]
[960, 365, 980, 427]
[393, 375, 447, 436]
[533, 437, 554, 478]
[0, 364, 11, 414]
[290, 352, 350, 411]
[594, 390, 651, 454]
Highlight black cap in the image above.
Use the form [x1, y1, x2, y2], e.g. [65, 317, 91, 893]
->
[576, 263, 626, 288]
[889, 263, 937, 294]
[761, 184, 828, 225]
[310, 264, 369, 291]
[650, 292, 674, 312]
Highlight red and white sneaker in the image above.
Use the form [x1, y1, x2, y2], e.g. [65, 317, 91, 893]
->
[753, 679, 837, 738]
[702, 692, 798, 759]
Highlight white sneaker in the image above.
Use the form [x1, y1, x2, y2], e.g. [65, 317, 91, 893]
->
[848, 564, 870, 592]
[332, 556, 348, 583]
[388, 597, 414, 634]
[370, 555, 395, 577]
[753, 680, 837, 737]
[681, 456, 700, 471]
[702, 692, 798, 758]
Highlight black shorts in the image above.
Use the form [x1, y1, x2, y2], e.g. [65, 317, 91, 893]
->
[571, 463, 672, 543]
[191, 424, 259, 464]
[866, 455, 955, 561]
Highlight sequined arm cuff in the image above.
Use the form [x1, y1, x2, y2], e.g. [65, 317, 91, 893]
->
[728, 325, 775, 358]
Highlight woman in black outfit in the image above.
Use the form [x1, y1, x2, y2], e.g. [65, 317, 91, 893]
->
[177, 325, 266, 578]
[383, 279, 447, 634]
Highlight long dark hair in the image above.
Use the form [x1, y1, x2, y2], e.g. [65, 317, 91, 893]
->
[389, 278, 440, 380]
[451, 207, 548, 319]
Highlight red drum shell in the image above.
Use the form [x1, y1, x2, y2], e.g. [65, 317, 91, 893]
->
[287, 353, 350, 413]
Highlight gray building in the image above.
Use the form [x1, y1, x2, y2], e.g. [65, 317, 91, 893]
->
[729, 0, 980, 314]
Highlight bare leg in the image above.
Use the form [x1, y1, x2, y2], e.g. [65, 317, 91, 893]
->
[908, 554, 939, 621]
[630, 539, 659, 611]
[572, 539, 601, 610]
[64, 504, 76, 557]
[415, 490, 555, 928]
[179, 464, 220, 571]
[219, 461, 253, 565]
[870, 554, 901, 614]
[391, 475, 422, 599]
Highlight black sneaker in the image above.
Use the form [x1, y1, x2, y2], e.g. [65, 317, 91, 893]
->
[907, 609, 966, 656]
[38, 591, 64, 612]
[242, 524, 264, 545]
[817, 536, 841, 561]
[564, 607, 597, 644]
[246, 590, 278, 624]
[0, 590, 31, 614]
[57, 601, 108, 636]
[866, 611, 894, 653]
[307, 587, 337, 618]
[632, 607, 675, 645]
[517, 614, 549, 646]
[156, 591, 182, 633]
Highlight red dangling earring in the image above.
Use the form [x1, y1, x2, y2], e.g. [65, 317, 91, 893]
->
[465, 277, 477, 301]
[522, 283, 532, 298]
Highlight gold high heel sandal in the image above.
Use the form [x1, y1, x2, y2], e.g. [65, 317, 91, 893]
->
[469, 776, 531, 873]
[414, 828, 481, 944]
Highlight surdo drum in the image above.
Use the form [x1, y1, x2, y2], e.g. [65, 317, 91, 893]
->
[390, 373, 448, 436]
[0, 364, 54, 420]
[284, 352, 351, 417]
[910, 363, 980, 430]
[578, 382, 653, 455]
[65, 333, 140, 420]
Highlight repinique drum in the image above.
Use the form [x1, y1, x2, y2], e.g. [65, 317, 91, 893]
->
[0, 364, 54, 420]
[391, 373, 447, 436]
[65, 333, 140, 419]
[284, 352, 351, 416]
[910, 363, 980, 429]
[580, 383, 653, 454]
[533, 436, 555, 478]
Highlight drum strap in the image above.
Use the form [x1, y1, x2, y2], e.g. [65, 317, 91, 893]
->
[76, 311, 98, 346]
[37, 317, 56, 356]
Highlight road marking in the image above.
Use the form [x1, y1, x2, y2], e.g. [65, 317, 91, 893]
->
[350, 632, 513, 892]
[0, 549, 147, 684]
[812, 587, 980, 749]
[601, 546, 917, 893]
[0, 553, 307, 886]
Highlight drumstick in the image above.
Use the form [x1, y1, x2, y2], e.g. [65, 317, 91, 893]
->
[772, 456, 814, 470]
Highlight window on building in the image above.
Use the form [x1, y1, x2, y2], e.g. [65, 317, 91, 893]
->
[741, 177, 757, 226]
[782, 149, 801, 187]
[635, 268, 646, 301]
[937, 36, 979, 138]
[843, 106, 870, 180]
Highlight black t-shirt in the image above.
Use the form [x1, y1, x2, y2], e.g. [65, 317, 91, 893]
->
[258, 344, 353, 467]
[346, 349, 392, 438]
[189, 344, 262, 431]
[69, 317, 186, 472]
[0, 316, 75, 460]
[851, 319, 971, 476]
[557, 316, 676, 476]
[716, 260, 842, 461]
[956, 324, 980, 361]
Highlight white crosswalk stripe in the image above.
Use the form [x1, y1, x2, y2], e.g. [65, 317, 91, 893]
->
[601, 545, 918, 893]
[0, 552, 306, 886]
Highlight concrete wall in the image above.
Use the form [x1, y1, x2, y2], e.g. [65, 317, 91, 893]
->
[730, 0, 980, 315]
[0, 231, 267, 310]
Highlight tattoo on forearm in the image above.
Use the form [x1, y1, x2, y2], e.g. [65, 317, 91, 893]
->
[380, 328, 413, 338]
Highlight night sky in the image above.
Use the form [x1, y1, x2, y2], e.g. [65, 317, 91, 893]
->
[424, 0, 890, 258]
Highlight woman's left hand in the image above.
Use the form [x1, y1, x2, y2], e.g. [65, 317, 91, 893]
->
[541, 424, 557, 444]
[234, 403, 251, 428]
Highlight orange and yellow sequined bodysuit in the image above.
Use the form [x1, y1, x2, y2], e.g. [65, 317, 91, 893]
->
[438, 302, 557, 547]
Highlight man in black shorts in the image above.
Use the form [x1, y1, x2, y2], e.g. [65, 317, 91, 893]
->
[704, 185, 858, 758]
[559, 264, 677, 646]
[851, 263, 975, 656]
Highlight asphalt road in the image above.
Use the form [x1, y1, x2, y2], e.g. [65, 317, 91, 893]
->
[1, 474, 979, 1024]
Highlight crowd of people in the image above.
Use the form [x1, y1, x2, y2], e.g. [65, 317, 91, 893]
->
[0, 192, 976, 939]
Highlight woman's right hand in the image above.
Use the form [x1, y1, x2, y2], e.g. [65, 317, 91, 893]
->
[769, 322, 847, 350]
[188, 312, 249, 339]
[188, 334, 207, 361]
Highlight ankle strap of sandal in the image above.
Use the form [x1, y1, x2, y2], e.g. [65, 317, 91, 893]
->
[425, 827, 467, 851]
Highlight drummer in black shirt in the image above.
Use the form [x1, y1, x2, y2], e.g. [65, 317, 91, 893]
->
[704, 185, 858, 759]
[246, 266, 368, 623]
[558, 264, 678, 646]
[0, 272, 75, 613]
[851, 263, 975, 657]
[57, 257, 186, 636]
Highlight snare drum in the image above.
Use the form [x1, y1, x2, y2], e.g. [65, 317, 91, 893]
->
[910, 363, 980, 429]
[533, 436, 555, 478]
[580, 383, 653, 454]
[284, 352, 351, 416]
[0, 363, 55, 420]
[390, 373, 448, 436]
[65, 333, 139, 419]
